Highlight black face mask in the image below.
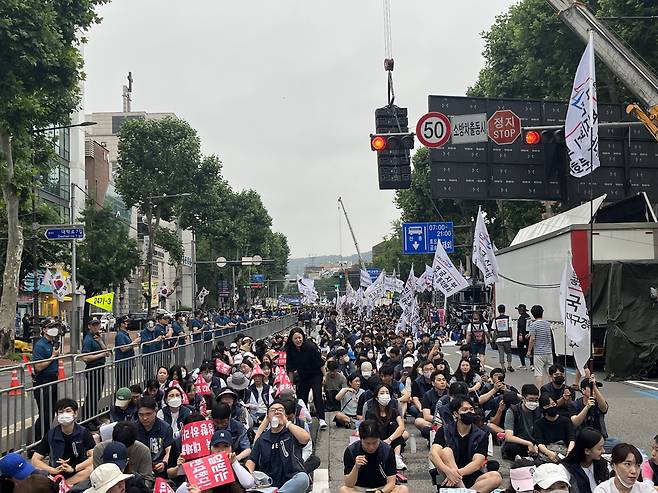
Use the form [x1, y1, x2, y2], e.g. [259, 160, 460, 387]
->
[553, 376, 565, 386]
[458, 412, 477, 425]
[544, 407, 559, 418]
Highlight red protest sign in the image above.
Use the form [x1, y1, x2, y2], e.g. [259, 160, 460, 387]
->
[182, 452, 236, 490]
[276, 351, 287, 367]
[215, 359, 231, 375]
[52, 475, 71, 493]
[195, 374, 211, 396]
[181, 420, 214, 460]
[153, 478, 175, 493]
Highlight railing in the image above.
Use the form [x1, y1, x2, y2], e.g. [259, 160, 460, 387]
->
[0, 314, 296, 454]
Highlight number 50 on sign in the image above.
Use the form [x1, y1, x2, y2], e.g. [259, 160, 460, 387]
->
[416, 112, 451, 148]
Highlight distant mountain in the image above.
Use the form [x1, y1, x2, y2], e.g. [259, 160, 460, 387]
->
[288, 252, 372, 276]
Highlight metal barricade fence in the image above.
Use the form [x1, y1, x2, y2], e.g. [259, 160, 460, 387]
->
[0, 314, 296, 454]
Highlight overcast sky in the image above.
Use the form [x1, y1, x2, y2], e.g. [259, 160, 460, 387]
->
[84, 0, 517, 258]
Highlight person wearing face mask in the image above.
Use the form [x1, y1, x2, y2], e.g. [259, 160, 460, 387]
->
[378, 365, 411, 417]
[533, 394, 576, 463]
[31, 321, 62, 441]
[562, 428, 609, 493]
[156, 387, 191, 436]
[502, 384, 542, 460]
[594, 444, 655, 493]
[81, 319, 112, 423]
[364, 384, 407, 471]
[541, 364, 574, 417]
[114, 315, 140, 389]
[532, 463, 572, 493]
[429, 396, 502, 493]
[140, 318, 165, 380]
[31, 399, 95, 485]
[335, 348, 356, 377]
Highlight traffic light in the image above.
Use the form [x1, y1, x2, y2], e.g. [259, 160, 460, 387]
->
[523, 129, 567, 179]
[373, 105, 412, 190]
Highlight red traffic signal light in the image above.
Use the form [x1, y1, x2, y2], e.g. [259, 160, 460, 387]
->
[524, 130, 541, 145]
[371, 135, 387, 151]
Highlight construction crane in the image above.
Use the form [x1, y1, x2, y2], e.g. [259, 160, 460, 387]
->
[546, 0, 658, 141]
[337, 197, 366, 271]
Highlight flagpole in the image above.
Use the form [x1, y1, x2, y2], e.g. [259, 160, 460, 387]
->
[587, 29, 595, 374]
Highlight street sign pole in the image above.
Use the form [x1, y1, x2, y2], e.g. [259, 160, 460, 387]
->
[70, 184, 79, 354]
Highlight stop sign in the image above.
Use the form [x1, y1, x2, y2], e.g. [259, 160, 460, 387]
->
[487, 110, 521, 145]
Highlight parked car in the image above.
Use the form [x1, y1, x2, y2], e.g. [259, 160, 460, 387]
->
[91, 312, 116, 332]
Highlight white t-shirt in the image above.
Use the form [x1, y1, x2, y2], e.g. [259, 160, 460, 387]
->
[582, 464, 598, 492]
[593, 478, 656, 493]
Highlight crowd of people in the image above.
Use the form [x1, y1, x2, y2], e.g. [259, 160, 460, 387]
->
[1, 303, 657, 493]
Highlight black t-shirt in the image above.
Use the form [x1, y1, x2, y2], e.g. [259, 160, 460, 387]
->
[35, 428, 96, 477]
[532, 416, 575, 446]
[343, 441, 396, 488]
[433, 426, 488, 469]
[422, 388, 448, 412]
[364, 406, 401, 440]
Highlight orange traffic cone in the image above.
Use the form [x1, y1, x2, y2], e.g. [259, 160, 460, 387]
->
[22, 354, 33, 377]
[57, 359, 66, 381]
[9, 370, 22, 396]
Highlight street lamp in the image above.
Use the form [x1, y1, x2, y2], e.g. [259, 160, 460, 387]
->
[144, 193, 192, 315]
[213, 256, 271, 310]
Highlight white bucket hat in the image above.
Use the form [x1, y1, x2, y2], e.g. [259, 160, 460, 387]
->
[83, 464, 132, 493]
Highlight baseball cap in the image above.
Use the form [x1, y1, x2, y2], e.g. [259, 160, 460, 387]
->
[101, 442, 129, 471]
[510, 466, 536, 492]
[403, 357, 415, 368]
[89, 319, 101, 326]
[210, 430, 233, 447]
[116, 315, 131, 326]
[0, 452, 36, 480]
[515, 304, 527, 310]
[83, 464, 132, 493]
[115, 387, 132, 407]
[532, 463, 571, 489]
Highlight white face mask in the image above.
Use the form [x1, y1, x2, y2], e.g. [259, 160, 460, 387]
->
[46, 328, 59, 338]
[423, 371, 433, 379]
[614, 468, 636, 488]
[57, 412, 75, 425]
[270, 417, 280, 429]
[525, 400, 539, 411]
[362, 371, 372, 379]
[377, 394, 391, 407]
[167, 397, 182, 408]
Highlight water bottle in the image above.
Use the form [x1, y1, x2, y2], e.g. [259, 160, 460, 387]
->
[409, 434, 417, 453]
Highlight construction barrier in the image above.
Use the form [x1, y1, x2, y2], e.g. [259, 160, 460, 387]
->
[0, 314, 297, 454]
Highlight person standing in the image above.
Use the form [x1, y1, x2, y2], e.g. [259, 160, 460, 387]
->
[465, 311, 489, 367]
[21, 313, 31, 342]
[516, 304, 533, 370]
[140, 319, 164, 380]
[114, 315, 139, 389]
[285, 327, 328, 430]
[31, 321, 61, 441]
[81, 319, 111, 423]
[527, 305, 554, 388]
[492, 305, 514, 373]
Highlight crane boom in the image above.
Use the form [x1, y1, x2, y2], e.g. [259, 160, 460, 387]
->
[337, 197, 365, 271]
[546, 0, 658, 140]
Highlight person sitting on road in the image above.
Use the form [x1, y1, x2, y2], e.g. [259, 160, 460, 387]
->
[502, 384, 542, 460]
[379, 365, 411, 416]
[134, 397, 173, 478]
[640, 434, 658, 486]
[156, 386, 191, 437]
[245, 364, 273, 424]
[93, 421, 153, 486]
[459, 344, 482, 375]
[0, 453, 39, 482]
[339, 419, 409, 493]
[541, 364, 575, 417]
[561, 427, 609, 493]
[414, 370, 449, 440]
[594, 443, 654, 493]
[570, 375, 619, 452]
[245, 400, 310, 493]
[31, 399, 95, 485]
[164, 413, 208, 488]
[533, 394, 576, 463]
[532, 463, 573, 493]
[450, 359, 483, 398]
[97, 442, 150, 493]
[334, 373, 364, 429]
[83, 464, 133, 493]
[142, 379, 163, 408]
[210, 403, 251, 463]
[364, 383, 407, 471]
[409, 360, 435, 419]
[429, 396, 502, 493]
[110, 388, 138, 422]
[323, 360, 347, 412]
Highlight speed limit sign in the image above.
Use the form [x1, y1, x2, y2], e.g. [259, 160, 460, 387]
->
[416, 112, 451, 148]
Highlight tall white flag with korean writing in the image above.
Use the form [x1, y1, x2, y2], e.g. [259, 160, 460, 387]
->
[472, 207, 499, 286]
[559, 256, 591, 372]
[398, 266, 416, 312]
[432, 239, 469, 297]
[565, 36, 599, 177]
[360, 269, 372, 288]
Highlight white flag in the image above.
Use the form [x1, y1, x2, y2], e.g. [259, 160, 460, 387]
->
[472, 207, 499, 286]
[565, 36, 599, 178]
[360, 269, 372, 288]
[398, 266, 416, 312]
[395, 312, 408, 334]
[559, 257, 591, 371]
[432, 239, 469, 297]
[197, 287, 210, 304]
[365, 271, 386, 301]
[409, 296, 420, 332]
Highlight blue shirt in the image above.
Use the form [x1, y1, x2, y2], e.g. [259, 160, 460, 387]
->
[190, 319, 203, 342]
[32, 336, 57, 378]
[140, 325, 164, 353]
[114, 329, 134, 360]
[82, 333, 106, 368]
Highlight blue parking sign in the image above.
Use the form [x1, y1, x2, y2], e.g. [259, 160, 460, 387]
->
[402, 222, 454, 255]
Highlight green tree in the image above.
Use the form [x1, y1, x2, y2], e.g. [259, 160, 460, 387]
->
[116, 116, 201, 315]
[0, 0, 107, 353]
[76, 201, 141, 323]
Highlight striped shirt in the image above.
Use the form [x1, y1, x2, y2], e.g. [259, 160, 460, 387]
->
[529, 319, 553, 355]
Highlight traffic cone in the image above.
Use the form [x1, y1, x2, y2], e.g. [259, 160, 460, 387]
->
[9, 370, 22, 396]
[57, 359, 66, 380]
[22, 354, 33, 377]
